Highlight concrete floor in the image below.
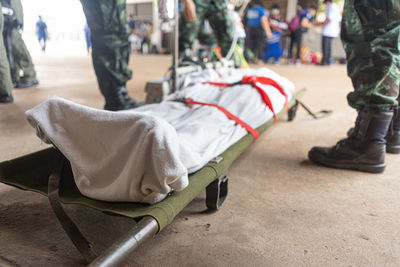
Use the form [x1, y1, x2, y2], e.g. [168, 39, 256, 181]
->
[1, 55, 400, 267]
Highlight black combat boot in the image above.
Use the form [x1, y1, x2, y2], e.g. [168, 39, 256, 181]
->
[0, 93, 14, 103]
[103, 86, 142, 111]
[120, 88, 143, 109]
[308, 109, 393, 173]
[386, 106, 400, 154]
[15, 80, 39, 89]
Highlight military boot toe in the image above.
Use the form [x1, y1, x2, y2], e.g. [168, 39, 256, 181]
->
[104, 100, 127, 111]
[120, 88, 144, 109]
[15, 80, 39, 89]
[0, 93, 14, 104]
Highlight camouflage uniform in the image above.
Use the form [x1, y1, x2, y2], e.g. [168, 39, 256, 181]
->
[197, 20, 218, 46]
[308, 0, 400, 173]
[0, 2, 13, 97]
[80, 0, 132, 98]
[3, 0, 38, 85]
[341, 0, 400, 110]
[179, 0, 233, 57]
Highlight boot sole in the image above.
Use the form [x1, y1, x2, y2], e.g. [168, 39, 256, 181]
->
[386, 145, 400, 154]
[308, 151, 386, 174]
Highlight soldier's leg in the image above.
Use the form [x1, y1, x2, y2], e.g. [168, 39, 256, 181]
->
[0, 3, 14, 103]
[178, 2, 205, 57]
[342, 0, 400, 110]
[308, 0, 400, 173]
[197, 21, 217, 46]
[10, 28, 38, 88]
[80, 0, 139, 110]
[207, 0, 233, 57]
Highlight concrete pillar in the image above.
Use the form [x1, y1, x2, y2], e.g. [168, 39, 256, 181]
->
[151, 0, 161, 49]
[286, 0, 298, 21]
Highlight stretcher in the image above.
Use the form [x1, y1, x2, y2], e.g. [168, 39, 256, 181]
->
[0, 88, 304, 267]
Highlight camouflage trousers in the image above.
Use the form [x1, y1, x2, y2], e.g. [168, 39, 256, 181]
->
[179, 0, 233, 57]
[9, 27, 37, 84]
[4, 0, 37, 84]
[80, 0, 132, 98]
[0, 2, 13, 95]
[341, 0, 400, 110]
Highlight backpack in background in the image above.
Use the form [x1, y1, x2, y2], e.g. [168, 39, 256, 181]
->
[288, 14, 300, 32]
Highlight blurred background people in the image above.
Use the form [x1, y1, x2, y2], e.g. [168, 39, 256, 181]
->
[2, 0, 38, 91]
[288, 4, 317, 65]
[264, 25, 283, 64]
[269, 4, 282, 23]
[35, 15, 48, 51]
[314, 0, 341, 65]
[179, 0, 233, 59]
[137, 21, 150, 54]
[8, 0, 38, 88]
[84, 22, 91, 54]
[245, 0, 272, 62]
[128, 14, 136, 34]
[0, 2, 14, 103]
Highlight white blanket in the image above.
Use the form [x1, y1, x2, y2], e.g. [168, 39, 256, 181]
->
[25, 68, 295, 204]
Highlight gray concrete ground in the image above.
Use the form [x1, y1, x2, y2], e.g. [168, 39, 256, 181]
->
[1, 55, 400, 267]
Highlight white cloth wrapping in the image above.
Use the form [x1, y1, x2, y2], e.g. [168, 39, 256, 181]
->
[25, 68, 294, 204]
[26, 100, 188, 204]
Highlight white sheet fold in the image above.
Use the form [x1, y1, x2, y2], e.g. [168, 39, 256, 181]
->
[26, 98, 188, 204]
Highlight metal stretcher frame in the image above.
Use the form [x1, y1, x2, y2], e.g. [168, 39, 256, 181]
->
[0, 89, 305, 267]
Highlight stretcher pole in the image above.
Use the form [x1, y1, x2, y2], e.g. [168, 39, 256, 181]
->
[87, 216, 159, 267]
[171, 0, 179, 93]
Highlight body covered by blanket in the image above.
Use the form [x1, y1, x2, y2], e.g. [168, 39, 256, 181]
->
[25, 68, 295, 204]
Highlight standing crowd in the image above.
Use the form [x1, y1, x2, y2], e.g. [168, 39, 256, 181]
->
[176, 0, 343, 66]
[244, 0, 341, 65]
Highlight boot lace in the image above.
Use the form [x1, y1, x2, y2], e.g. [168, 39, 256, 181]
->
[335, 114, 363, 148]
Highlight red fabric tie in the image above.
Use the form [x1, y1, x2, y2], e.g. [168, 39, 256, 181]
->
[242, 76, 290, 112]
[171, 98, 259, 140]
[203, 81, 235, 87]
[203, 75, 289, 121]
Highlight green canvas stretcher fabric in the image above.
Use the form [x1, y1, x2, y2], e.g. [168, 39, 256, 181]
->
[0, 90, 303, 231]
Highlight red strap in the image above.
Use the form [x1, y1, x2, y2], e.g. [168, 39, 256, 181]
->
[203, 81, 233, 87]
[242, 76, 290, 111]
[242, 76, 287, 98]
[203, 75, 289, 121]
[173, 98, 259, 140]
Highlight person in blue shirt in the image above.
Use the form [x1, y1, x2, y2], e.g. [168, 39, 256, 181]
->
[264, 29, 283, 64]
[84, 22, 91, 54]
[128, 14, 136, 33]
[245, 0, 272, 62]
[288, 4, 317, 64]
[35, 16, 48, 52]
